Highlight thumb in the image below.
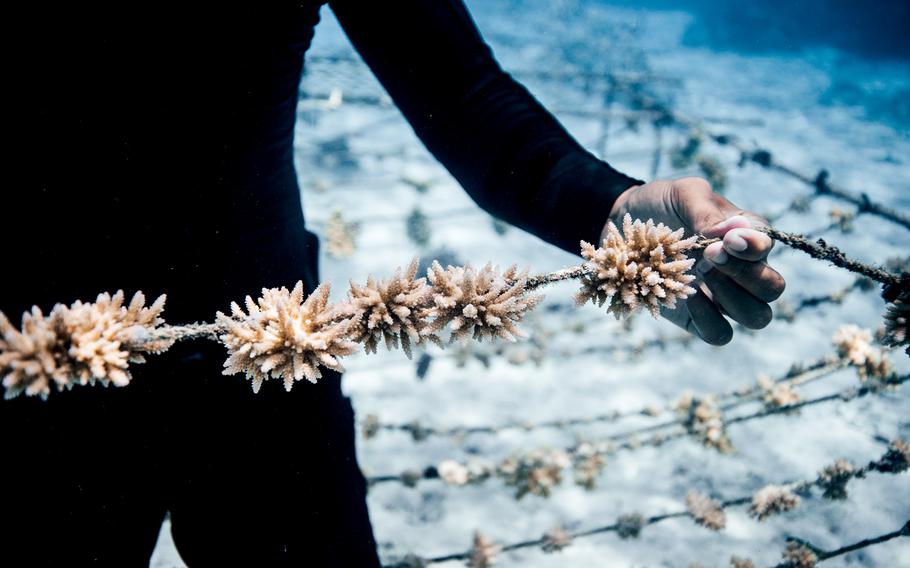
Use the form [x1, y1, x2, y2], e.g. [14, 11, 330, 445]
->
[671, 178, 743, 235]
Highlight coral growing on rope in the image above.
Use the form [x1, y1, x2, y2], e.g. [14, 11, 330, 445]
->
[576, 214, 698, 317]
[422, 262, 543, 342]
[341, 258, 433, 358]
[217, 282, 357, 392]
[882, 295, 909, 356]
[748, 485, 800, 521]
[466, 532, 500, 568]
[0, 291, 169, 399]
[686, 490, 727, 531]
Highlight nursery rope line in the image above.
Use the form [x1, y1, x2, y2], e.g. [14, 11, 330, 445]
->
[3, 216, 907, 399]
[360, 353, 848, 441]
[771, 521, 909, 568]
[616, 84, 910, 233]
[382, 441, 909, 567]
[365, 371, 907, 488]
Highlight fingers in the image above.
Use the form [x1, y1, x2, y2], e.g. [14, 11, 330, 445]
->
[697, 261, 773, 329]
[703, 215, 774, 262]
[684, 288, 734, 345]
[702, 242, 785, 302]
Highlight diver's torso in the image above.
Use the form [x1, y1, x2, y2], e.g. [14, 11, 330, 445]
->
[7, 2, 328, 321]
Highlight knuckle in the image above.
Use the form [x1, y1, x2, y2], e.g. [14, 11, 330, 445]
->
[674, 176, 713, 194]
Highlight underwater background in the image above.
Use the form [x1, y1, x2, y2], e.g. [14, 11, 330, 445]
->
[148, 1, 909, 565]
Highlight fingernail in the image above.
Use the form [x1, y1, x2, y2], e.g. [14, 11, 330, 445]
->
[708, 214, 749, 233]
[696, 258, 713, 274]
[704, 245, 728, 265]
[725, 230, 748, 252]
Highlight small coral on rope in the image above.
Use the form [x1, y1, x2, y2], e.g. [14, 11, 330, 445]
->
[758, 374, 802, 409]
[0, 291, 169, 399]
[616, 513, 645, 539]
[496, 448, 570, 499]
[324, 208, 359, 258]
[831, 325, 893, 382]
[817, 459, 855, 501]
[686, 490, 727, 531]
[576, 214, 698, 318]
[217, 282, 356, 393]
[748, 485, 800, 521]
[467, 532, 500, 568]
[780, 541, 818, 568]
[422, 262, 543, 342]
[341, 258, 433, 358]
[871, 438, 910, 474]
[541, 527, 572, 553]
[882, 295, 909, 356]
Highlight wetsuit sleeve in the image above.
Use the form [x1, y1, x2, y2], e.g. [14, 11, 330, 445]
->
[329, 0, 643, 255]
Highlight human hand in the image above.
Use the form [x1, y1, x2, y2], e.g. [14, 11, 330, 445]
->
[606, 177, 785, 345]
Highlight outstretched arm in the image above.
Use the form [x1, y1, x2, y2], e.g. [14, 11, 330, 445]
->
[330, 0, 641, 254]
[331, 1, 784, 344]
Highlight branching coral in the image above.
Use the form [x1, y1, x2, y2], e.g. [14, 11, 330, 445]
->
[217, 282, 357, 393]
[871, 439, 910, 474]
[686, 490, 727, 531]
[817, 459, 855, 500]
[0, 291, 169, 399]
[496, 449, 570, 499]
[576, 214, 698, 318]
[5, 216, 908, 399]
[882, 295, 909, 356]
[541, 527, 572, 553]
[676, 394, 734, 453]
[616, 513, 645, 539]
[831, 325, 894, 382]
[467, 532, 500, 568]
[341, 258, 433, 358]
[324, 209, 359, 258]
[758, 374, 802, 409]
[780, 542, 818, 568]
[422, 262, 543, 342]
[748, 485, 800, 521]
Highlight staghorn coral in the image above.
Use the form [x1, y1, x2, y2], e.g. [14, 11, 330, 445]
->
[757, 374, 802, 409]
[616, 513, 645, 539]
[748, 485, 800, 521]
[780, 542, 818, 568]
[0, 307, 67, 398]
[685, 490, 727, 531]
[677, 394, 734, 453]
[362, 414, 381, 439]
[541, 527, 572, 553]
[342, 258, 433, 358]
[832, 324, 874, 365]
[467, 532, 500, 568]
[422, 262, 543, 343]
[218, 282, 357, 393]
[437, 459, 492, 487]
[572, 451, 607, 490]
[576, 214, 698, 318]
[496, 449, 570, 499]
[324, 209, 360, 258]
[0, 291, 169, 399]
[871, 438, 910, 474]
[817, 459, 855, 501]
[831, 324, 893, 382]
[438, 460, 470, 486]
[882, 295, 909, 356]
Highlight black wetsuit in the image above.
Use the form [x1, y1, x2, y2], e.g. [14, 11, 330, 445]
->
[4, 1, 640, 565]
